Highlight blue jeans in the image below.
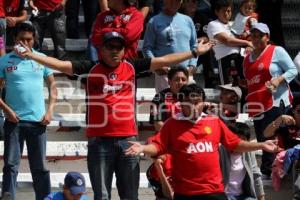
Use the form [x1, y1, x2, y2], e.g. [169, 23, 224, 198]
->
[227, 195, 256, 200]
[87, 136, 140, 200]
[86, 39, 98, 62]
[2, 121, 51, 200]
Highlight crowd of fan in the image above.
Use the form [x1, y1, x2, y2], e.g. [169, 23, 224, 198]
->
[1, 0, 300, 200]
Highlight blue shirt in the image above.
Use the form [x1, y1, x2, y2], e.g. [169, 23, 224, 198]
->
[44, 192, 89, 200]
[249, 46, 297, 107]
[142, 12, 197, 67]
[0, 50, 53, 121]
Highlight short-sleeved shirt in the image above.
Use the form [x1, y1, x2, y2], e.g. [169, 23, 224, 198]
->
[153, 114, 241, 195]
[207, 19, 240, 60]
[71, 58, 151, 137]
[44, 192, 89, 200]
[0, 50, 53, 121]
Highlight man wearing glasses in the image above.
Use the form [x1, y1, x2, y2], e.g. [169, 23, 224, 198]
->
[15, 31, 213, 200]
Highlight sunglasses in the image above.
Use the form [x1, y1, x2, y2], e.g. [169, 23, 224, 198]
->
[104, 43, 124, 51]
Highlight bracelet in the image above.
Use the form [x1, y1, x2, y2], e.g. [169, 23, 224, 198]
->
[191, 49, 198, 58]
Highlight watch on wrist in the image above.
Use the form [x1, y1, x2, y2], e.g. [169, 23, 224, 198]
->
[191, 49, 198, 58]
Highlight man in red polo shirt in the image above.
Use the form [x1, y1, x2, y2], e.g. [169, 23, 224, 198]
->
[29, 0, 67, 59]
[126, 84, 280, 200]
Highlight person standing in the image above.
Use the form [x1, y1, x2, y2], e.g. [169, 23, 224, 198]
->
[0, 23, 57, 200]
[29, 0, 67, 59]
[91, 0, 144, 59]
[15, 31, 213, 200]
[143, 0, 198, 92]
[244, 23, 297, 178]
[126, 84, 279, 200]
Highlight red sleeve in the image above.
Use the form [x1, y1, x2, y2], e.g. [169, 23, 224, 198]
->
[219, 119, 241, 150]
[91, 11, 110, 47]
[152, 119, 172, 155]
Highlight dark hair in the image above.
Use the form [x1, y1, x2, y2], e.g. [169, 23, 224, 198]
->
[14, 22, 36, 38]
[228, 122, 251, 141]
[178, 84, 206, 102]
[214, 0, 232, 11]
[167, 66, 189, 80]
[240, 0, 256, 8]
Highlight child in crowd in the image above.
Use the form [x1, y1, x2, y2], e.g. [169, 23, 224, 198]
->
[231, 0, 258, 40]
[220, 122, 265, 200]
[44, 172, 89, 200]
[207, 0, 252, 85]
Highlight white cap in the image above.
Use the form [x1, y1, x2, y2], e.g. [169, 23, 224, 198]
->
[219, 84, 242, 101]
[251, 23, 270, 35]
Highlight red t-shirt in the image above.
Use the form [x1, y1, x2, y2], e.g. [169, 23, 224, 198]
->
[71, 58, 151, 137]
[4, 0, 24, 17]
[153, 115, 241, 196]
[34, 0, 62, 11]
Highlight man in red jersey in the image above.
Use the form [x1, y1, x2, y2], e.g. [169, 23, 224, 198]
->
[91, 0, 144, 59]
[29, 0, 67, 59]
[126, 84, 280, 200]
[15, 31, 213, 200]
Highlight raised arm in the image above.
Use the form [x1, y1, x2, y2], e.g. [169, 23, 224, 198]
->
[150, 40, 214, 71]
[17, 45, 74, 75]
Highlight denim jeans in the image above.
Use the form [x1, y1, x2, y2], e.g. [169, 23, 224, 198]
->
[1, 121, 51, 200]
[86, 39, 98, 62]
[87, 136, 140, 200]
[227, 195, 256, 200]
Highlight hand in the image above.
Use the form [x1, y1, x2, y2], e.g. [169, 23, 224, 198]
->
[270, 77, 281, 89]
[125, 141, 144, 156]
[29, 0, 38, 13]
[41, 112, 52, 125]
[155, 66, 170, 75]
[14, 41, 32, 58]
[6, 17, 17, 27]
[197, 36, 209, 43]
[262, 140, 283, 153]
[247, 41, 254, 49]
[6, 109, 19, 123]
[281, 115, 296, 126]
[195, 39, 214, 56]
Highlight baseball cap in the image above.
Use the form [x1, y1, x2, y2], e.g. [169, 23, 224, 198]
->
[64, 172, 86, 195]
[218, 84, 242, 101]
[103, 32, 126, 46]
[251, 23, 270, 35]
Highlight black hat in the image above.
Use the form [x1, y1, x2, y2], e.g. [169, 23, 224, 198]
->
[103, 32, 126, 46]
